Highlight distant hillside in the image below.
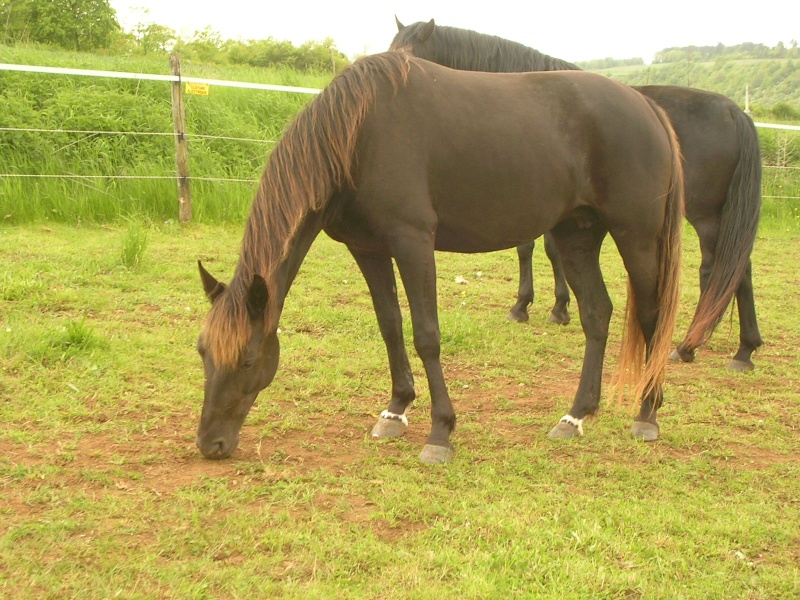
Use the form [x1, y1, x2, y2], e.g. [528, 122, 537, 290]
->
[594, 58, 800, 113]
[654, 41, 799, 64]
[575, 42, 800, 112]
[576, 40, 798, 70]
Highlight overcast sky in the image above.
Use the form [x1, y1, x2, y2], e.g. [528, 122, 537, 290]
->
[110, 1, 798, 64]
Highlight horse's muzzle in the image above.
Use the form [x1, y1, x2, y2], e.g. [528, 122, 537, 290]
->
[196, 434, 237, 459]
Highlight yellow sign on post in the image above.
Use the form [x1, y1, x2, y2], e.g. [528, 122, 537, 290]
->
[185, 82, 210, 96]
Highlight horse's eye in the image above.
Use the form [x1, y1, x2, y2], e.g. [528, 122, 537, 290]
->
[241, 358, 255, 371]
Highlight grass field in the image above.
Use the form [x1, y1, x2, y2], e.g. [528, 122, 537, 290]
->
[1, 218, 798, 598]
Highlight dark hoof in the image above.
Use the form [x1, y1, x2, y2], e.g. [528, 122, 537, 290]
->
[631, 421, 659, 441]
[669, 348, 695, 363]
[547, 311, 570, 325]
[370, 415, 407, 439]
[728, 359, 754, 372]
[548, 420, 582, 439]
[507, 309, 529, 323]
[419, 444, 454, 464]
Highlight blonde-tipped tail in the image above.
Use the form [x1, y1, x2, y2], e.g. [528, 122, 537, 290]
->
[612, 100, 684, 408]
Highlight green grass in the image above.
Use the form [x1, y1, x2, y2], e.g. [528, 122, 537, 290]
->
[0, 219, 798, 598]
[119, 217, 150, 269]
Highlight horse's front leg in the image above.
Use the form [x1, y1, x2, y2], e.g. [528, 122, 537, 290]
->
[730, 260, 762, 371]
[348, 248, 416, 439]
[544, 231, 571, 325]
[673, 219, 716, 363]
[389, 231, 455, 464]
[508, 240, 535, 322]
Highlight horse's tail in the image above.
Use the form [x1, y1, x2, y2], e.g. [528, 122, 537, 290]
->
[681, 108, 762, 352]
[614, 99, 684, 404]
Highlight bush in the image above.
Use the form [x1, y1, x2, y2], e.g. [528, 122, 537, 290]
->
[769, 102, 800, 120]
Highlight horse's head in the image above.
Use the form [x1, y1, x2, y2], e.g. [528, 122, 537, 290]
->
[389, 18, 438, 59]
[195, 262, 280, 459]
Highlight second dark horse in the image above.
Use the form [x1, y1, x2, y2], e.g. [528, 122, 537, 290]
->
[391, 19, 763, 371]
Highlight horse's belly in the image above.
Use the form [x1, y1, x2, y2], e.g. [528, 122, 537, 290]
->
[433, 226, 539, 253]
[431, 189, 575, 253]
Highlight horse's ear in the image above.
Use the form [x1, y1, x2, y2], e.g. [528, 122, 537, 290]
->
[246, 274, 269, 317]
[395, 15, 405, 32]
[418, 19, 436, 42]
[198, 260, 226, 303]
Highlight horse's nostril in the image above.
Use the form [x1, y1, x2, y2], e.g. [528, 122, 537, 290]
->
[197, 436, 230, 459]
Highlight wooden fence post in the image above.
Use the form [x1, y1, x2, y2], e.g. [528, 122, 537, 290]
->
[170, 53, 192, 223]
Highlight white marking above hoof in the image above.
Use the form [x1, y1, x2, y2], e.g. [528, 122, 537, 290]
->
[379, 410, 408, 426]
[559, 414, 584, 436]
[371, 411, 409, 439]
[547, 415, 584, 439]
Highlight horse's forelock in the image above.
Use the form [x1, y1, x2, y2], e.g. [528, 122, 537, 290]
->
[203, 281, 254, 372]
[391, 20, 428, 51]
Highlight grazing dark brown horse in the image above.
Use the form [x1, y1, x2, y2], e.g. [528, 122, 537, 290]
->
[391, 19, 764, 371]
[195, 51, 689, 464]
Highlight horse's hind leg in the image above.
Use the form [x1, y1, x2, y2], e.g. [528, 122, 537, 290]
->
[730, 260, 763, 371]
[546, 217, 611, 439]
[672, 222, 717, 363]
[615, 238, 666, 441]
[673, 221, 762, 370]
[508, 241, 535, 322]
[348, 248, 417, 438]
[544, 231, 571, 325]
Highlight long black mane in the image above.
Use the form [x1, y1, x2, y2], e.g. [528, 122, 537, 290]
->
[392, 21, 580, 73]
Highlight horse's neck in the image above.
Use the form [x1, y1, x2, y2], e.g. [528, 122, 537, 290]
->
[510, 45, 578, 72]
[228, 206, 326, 334]
[272, 211, 327, 311]
[455, 30, 579, 72]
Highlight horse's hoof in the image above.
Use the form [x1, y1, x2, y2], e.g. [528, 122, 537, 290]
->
[669, 348, 695, 363]
[727, 359, 754, 372]
[631, 421, 659, 442]
[548, 421, 581, 439]
[547, 311, 570, 325]
[507, 310, 529, 323]
[419, 444, 454, 464]
[370, 415, 408, 439]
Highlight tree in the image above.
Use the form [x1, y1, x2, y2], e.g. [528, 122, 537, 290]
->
[26, 0, 120, 51]
[172, 27, 224, 63]
[133, 21, 176, 55]
[225, 36, 350, 72]
[1, 0, 35, 43]
[296, 38, 349, 72]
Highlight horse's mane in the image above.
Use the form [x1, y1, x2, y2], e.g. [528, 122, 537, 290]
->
[204, 52, 412, 369]
[394, 21, 580, 73]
